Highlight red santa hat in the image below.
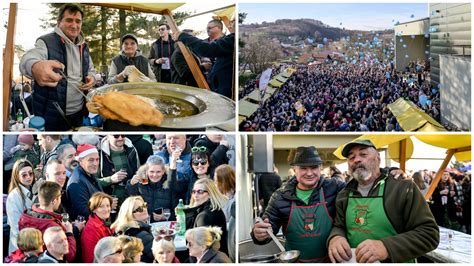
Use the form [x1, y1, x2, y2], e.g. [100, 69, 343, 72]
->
[75, 144, 98, 160]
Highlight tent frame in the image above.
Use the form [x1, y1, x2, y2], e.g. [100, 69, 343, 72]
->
[3, 3, 235, 130]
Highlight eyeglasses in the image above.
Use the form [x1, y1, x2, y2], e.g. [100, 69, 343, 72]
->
[192, 159, 208, 166]
[113, 135, 125, 139]
[133, 203, 148, 213]
[191, 189, 208, 195]
[156, 234, 174, 241]
[191, 146, 207, 152]
[104, 248, 123, 258]
[158, 27, 168, 31]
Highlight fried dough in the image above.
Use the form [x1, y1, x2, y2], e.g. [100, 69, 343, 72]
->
[87, 91, 164, 126]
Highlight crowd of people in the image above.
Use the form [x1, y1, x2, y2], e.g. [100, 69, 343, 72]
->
[240, 58, 461, 132]
[3, 133, 236, 263]
[15, 4, 235, 131]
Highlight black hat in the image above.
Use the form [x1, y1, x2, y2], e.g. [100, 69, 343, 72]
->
[121, 33, 138, 44]
[341, 139, 376, 158]
[290, 146, 323, 166]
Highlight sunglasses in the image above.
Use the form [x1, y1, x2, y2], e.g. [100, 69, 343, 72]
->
[133, 203, 148, 213]
[104, 247, 123, 257]
[113, 135, 125, 139]
[192, 159, 208, 166]
[191, 189, 208, 195]
[207, 25, 218, 30]
[158, 28, 168, 31]
[191, 146, 207, 152]
[156, 234, 174, 241]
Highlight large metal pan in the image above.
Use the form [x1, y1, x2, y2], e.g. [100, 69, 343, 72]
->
[89, 82, 235, 130]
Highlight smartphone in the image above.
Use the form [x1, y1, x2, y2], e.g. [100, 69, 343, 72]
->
[154, 207, 163, 215]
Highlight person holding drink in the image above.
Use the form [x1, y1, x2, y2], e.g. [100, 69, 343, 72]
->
[155, 134, 194, 204]
[18, 181, 79, 262]
[99, 135, 140, 207]
[126, 155, 186, 223]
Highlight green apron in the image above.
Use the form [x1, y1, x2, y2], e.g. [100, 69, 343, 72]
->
[285, 189, 333, 263]
[346, 179, 414, 263]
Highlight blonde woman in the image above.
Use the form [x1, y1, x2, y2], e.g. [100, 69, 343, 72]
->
[152, 239, 180, 263]
[117, 235, 144, 263]
[185, 226, 231, 263]
[126, 155, 186, 223]
[184, 178, 228, 255]
[111, 196, 154, 262]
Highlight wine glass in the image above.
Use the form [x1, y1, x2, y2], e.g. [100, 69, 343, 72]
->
[447, 231, 454, 250]
[163, 208, 171, 221]
[61, 213, 69, 223]
[175, 146, 183, 164]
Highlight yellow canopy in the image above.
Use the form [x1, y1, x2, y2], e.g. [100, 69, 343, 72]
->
[387, 98, 446, 132]
[265, 87, 277, 96]
[416, 135, 471, 162]
[238, 99, 260, 117]
[246, 90, 271, 102]
[239, 115, 247, 124]
[214, 6, 236, 19]
[87, 3, 185, 14]
[269, 79, 284, 88]
[334, 134, 471, 162]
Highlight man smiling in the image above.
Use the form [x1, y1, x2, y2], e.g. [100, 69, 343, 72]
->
[327, 139, 439, 263]
[251, 146, 345, 262]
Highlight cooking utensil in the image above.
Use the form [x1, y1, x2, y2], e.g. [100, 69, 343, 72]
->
[255, 217, 301, 263]
[255, 217, 285, 252]
[54, 68, 90, 101]
[279, 250, 300, 263]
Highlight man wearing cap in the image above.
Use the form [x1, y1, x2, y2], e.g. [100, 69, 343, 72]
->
[19, 4, 96, 131]
[327, 140, 439, 263]
[66, 144, 103, 220]
[108, 33, 156, 84]
[251, 146, 345, 262]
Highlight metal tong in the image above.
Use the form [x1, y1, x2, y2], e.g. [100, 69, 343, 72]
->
[54, 68, 91, 101]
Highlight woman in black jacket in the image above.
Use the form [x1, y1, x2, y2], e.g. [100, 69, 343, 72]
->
[111, 196, 154, 263]
[126, 155, 186, 222]
[185, 226, 231, 263]
[184, 178, 229, 255]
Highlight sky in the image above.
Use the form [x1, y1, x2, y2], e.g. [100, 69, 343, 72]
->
[240, 3, 429, 31]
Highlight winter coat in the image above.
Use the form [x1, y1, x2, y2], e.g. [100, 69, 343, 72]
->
[189, 248, 232, 263]
[6, 185, 33, 253]
[251, 176, 345, 245]
[18, 205, 76, 262]
[328, 168, 440, 262]
[184, 200, 228, 255]
[123, 222, 154, 263]
[81, 214, 114, 263]
[66, 165, 103, 220]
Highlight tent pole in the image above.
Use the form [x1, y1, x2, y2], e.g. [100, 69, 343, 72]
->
[162, 9, 210, 90]
[423, 146, 472, 200]
[400, 139, 407, 172]
[3, 3, 17, 131]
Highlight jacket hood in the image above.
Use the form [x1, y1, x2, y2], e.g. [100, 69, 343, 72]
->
[54, 26, 85, 45]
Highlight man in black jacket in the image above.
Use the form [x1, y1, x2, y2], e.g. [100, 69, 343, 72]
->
[252, 146, 345, 262]
[149, 23, 175, 83]
[175, 20, 235, 99]
[38, 226, 69, 263]
[99, 135, 140, 205]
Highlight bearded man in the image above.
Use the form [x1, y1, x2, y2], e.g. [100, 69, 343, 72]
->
[327, 139, 439, 263]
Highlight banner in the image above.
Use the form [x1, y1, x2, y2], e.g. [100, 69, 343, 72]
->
[259, 68, 273, 91]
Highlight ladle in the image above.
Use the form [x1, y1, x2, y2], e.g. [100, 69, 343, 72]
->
[255, 217, 285, 252]
[255, 217, 301, 263]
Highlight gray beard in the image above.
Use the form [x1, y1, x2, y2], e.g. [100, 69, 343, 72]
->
[352, 167, 372, 183]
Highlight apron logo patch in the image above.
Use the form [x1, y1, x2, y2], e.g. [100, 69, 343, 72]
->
[355, 210, 368, 226]
[304, 223, 314, 231]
